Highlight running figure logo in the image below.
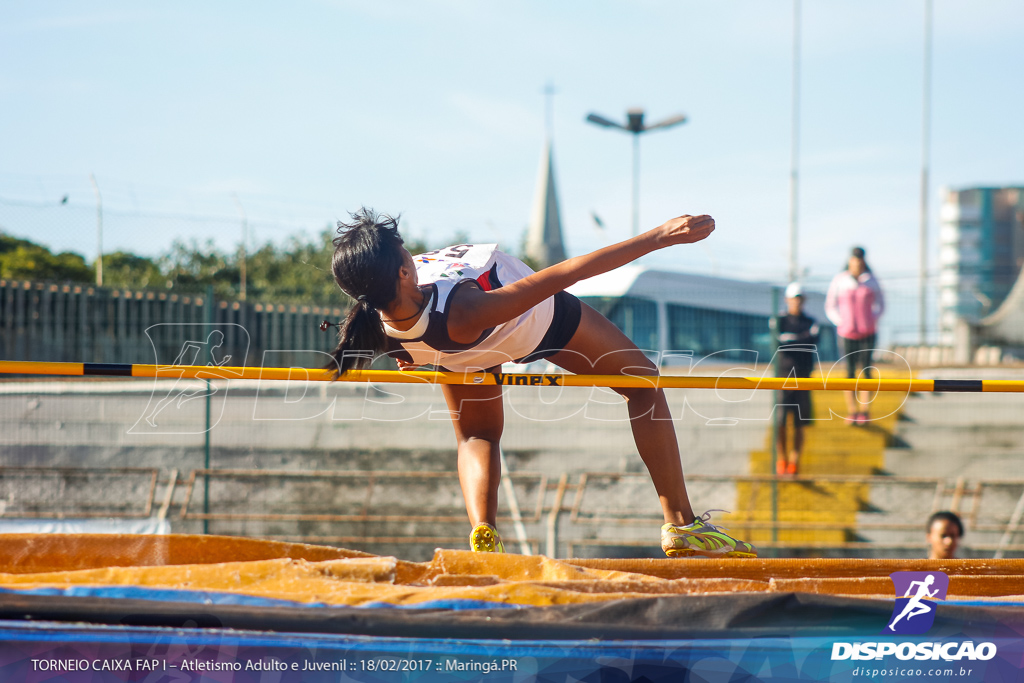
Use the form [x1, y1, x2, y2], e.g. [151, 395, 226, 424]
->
[884, 571, 949, 635]
[129, 323, 249, 435]
[144, 330, 231, 427]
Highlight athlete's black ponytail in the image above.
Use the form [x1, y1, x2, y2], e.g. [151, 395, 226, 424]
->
[328, 208, 405, 376]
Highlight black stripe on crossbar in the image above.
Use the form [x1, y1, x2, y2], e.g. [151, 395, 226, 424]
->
[83, 363, 133, 377]
[932, 379, 983, 393]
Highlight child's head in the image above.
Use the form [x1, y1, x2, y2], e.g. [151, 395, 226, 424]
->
[926, 511, 963, 560]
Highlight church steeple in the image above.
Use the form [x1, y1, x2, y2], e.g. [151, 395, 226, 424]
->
[525, 83, 567, 268]
[525, 142, 567, 268]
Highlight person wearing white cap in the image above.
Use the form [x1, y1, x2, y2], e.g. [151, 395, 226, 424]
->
[774, 282, 820, 476]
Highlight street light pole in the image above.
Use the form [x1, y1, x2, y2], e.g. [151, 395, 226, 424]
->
[586, 108, 687, 237]
[632, 132, 640, 239]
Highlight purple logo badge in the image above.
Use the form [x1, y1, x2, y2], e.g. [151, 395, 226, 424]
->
[884, 571, 949, 635]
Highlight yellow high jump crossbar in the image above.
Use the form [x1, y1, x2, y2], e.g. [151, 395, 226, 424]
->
[1, 360, 1022, 392]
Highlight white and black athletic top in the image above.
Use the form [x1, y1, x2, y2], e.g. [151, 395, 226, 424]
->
[383, 244, 554, 372]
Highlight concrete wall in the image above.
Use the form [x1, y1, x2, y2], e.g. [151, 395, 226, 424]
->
[0, 380, 771, 560]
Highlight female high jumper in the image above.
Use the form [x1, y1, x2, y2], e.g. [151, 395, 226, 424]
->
[327, 208, 756, 558]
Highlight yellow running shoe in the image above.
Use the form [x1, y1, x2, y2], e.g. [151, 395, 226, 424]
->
[661, 512, 757, 558]
[469, 523, 505, 553]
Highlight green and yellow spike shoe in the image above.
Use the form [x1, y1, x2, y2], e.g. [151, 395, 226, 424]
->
[469, 523, 505, 553]
[661, 512, 757, 558]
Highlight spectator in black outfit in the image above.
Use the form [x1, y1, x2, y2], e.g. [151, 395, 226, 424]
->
[775, 283, 820, 476]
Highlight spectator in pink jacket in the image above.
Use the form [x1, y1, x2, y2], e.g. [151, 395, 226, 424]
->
[825, 246, 884, 425]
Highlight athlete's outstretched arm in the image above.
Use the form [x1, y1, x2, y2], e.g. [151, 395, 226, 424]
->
[447, 215, 714, 342]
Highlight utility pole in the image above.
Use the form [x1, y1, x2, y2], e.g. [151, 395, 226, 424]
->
[919, 0, 933, 344]
[89, 174, 103, 287]
[788, 0, 802, 284]
[233, 194, 248, 301]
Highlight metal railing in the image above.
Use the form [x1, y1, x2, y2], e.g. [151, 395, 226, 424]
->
[177, 468, 548, 523]
[0, 278, 344, 367]
[2, 466, 1023, 557]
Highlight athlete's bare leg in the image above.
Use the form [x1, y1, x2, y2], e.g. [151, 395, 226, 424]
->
[547, 303, 696, 526]
[442, 383, 504, 528]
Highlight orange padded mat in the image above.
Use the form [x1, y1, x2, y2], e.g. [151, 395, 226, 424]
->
[0, 534, 1021, 607]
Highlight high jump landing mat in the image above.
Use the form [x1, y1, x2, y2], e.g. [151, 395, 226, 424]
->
[0, 534, 1022, 682]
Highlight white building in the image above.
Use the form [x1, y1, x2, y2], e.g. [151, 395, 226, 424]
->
[568, 267, 836, 366]
[939, 186, 1024, 345]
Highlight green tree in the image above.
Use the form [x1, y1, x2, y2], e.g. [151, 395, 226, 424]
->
[245, 228, 342, 303]
[102, 251, 163, 289]
[0, 233, 93, 282]
[160, 239, 238, 297]
[404, 237, 429, 256]
[0, 225, 446, 303]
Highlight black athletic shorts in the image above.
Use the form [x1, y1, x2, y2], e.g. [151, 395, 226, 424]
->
[840, 333, 876, 379]
[516, 291, 583, 364]
[776, 389, 813, 426]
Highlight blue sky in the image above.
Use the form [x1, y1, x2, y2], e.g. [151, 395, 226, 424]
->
[1, 1, 1022, 297]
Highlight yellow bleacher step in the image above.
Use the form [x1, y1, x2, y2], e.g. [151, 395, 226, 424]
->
[738, 367, 909, 548]
[748, 451, 882, 475]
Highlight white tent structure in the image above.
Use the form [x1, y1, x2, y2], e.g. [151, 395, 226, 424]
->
[978, 262, 1024, 345]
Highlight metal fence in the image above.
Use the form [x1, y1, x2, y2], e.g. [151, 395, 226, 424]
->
[0, 278, 345, 367]
[2, 465, 1022, 559]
